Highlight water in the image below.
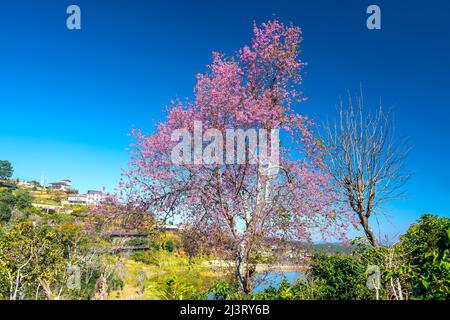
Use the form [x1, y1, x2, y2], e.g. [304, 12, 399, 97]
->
[207, 271, 305, 299]
[253, 271, 304, 293]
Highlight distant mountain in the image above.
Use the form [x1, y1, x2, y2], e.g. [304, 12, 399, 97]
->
[311, 242, 353, 255]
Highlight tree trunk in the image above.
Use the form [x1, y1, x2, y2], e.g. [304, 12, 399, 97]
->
[235, 242, 254, 295]
[39, 279, 56, 300]
[359, 214, 380, 247]
[93, 275, 108, 300]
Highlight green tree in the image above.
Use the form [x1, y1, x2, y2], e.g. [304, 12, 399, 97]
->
[14, 189, 32, 210]
[0, 189, 33, 223]
[354, 214, 450, 300]
[400, 214, 450, 299]
[0, 160, 13, 180]
[0, 221, 67, 299]
[306, 253, 374, 300]
[0, 190, 16, 223]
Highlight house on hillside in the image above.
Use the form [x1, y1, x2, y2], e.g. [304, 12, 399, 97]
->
[156, 224, 183, 232]
[67, 194, 87, 205]
[17, 180, 42, 189]
[86, 190, 103, 206]
[48, 179, 72, 192]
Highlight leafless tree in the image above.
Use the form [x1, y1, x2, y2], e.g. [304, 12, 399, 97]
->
[323, 93, 411, 247]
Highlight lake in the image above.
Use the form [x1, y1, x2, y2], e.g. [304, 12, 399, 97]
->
[207, 271, 305, 299]
[253, 271, 305, 292]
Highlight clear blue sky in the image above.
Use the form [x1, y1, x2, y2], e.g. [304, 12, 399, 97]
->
[1, 0, 449, 240]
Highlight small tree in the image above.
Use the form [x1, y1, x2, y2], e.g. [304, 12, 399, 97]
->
[0, 161, 13, 180]
[14, 189, 32, 210]
[323, 93, 410, 247]
[0, 221, 67, 300]
[400, 214, 450, 299]
[0, 190, 16, 223]
[0, 189, 33, 223]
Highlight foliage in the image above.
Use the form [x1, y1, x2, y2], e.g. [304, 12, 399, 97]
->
[71, 205, 89, 216]
[14, 189, 32, 210]
[0, 221, 67, 299]
[0, 218, 120, 300]
[163, 239, 175, 252]
[251, 254, 373, 300]
[130, 250, 160, 266]
[351, 214, 450, 300]
[400, 214, 450, 299]
[207, 280, 242, 300]
[90, 197, 156, 235]
[0, 160, 13, 179]
[0, 188, 33, 223]
[0, 202, 12, 223]
[305, 253, 374, 300]
[158, 276, 207, 300]
[0, 189, 15, 222]
[125, 237, 149, 247]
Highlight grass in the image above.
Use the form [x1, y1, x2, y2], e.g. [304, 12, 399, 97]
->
[108, 251, 225, 300]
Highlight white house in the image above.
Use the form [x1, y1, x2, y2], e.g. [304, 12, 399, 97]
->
[67, 194, 87, 205]
[156, 224, 183, 232]
[86, 190, 103, 206]
[48, 179, 72, 192]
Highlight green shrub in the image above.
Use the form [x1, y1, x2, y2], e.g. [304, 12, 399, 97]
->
[400, 214, 450, 299]
[159, 276, 206, 300]
[131, 250, 159, 266]
[125, 237, 148, 247]
[163, 239, 175, 252]
[0, 202, 12, 223]
[253, 277, 329, 300]
[108, 277, 125, 291]
[306, 253, 374, 300]
[208, 280, 235, 300]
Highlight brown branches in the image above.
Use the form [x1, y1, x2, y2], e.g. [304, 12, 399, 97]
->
[323, 92, 411, 247]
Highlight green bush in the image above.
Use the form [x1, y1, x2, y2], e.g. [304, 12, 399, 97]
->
[163, 240, 175, 252]
[0, 189, 33, 223]
[108, 277, 125, 291]
[125, 237, 148, 247]
[159, 276, 207, 300]
[0, 202, 12, 223]
[351, 214, 450, 300]
[253, 277, 329, 300]
[131, 250, 159, 266]
[400, 214, 450, 299]
[305, 253, 374, 300]
[208, 280, 241, 300]
[14, 189, 32, 210]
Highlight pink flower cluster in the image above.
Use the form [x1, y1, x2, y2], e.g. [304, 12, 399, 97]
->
[120, 20, 354, 246]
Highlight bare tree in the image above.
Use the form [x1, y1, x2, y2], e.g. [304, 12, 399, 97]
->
[323, 93, 411, 247]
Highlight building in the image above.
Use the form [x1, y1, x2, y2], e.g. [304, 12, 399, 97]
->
[86, 190, 103, 206]
[0, 181, 15, 189]
[67, 194, 87, 205]
[17, 180, 42, 189]
[47, 179, 72, 192]
[156, 224, 183, 232]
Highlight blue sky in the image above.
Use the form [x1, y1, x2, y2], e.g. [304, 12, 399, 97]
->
[1, 0, 449, 240]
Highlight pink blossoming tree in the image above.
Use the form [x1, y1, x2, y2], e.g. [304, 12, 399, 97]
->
[121, 20, 352, 294]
